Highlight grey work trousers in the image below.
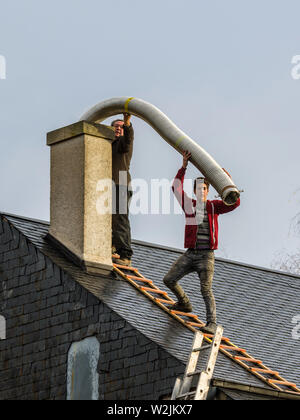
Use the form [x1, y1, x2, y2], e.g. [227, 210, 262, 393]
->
[112, 185, 133, 259]
[163, 249, 216, 323]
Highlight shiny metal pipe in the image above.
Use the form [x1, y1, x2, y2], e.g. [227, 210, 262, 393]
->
[80, 97, 240, 205]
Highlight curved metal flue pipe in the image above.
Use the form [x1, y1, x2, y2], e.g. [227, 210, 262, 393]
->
[80, 97, 240, 205]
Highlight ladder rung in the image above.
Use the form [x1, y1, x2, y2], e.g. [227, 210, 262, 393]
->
[138, 279, 154, 285]
[220, 345, 246, 352]
[234, 356, 262, 364]
[268, 379, 297, 387]
[176, 391, 195, 399]
[185, 321, 205, 327]
[250, 368, 279, 375]
[127, 275, 154, 284]
[186, 369, 204, 377]
[113, 264, 138, 271]
[126, 274, 148, 280]
[140, 287, 167, 295]
[202, 333, 230, 342]
[170, 311, 199, 318]
[192, 344, 211, 352]
[155, 297, 175, 304]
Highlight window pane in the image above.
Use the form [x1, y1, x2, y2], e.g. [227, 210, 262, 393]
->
[67, 337, 100, 400]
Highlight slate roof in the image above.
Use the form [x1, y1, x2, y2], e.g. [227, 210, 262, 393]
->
[2, 211, 300, 396]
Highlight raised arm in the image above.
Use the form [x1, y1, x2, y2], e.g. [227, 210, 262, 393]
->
[172, 151, 194, 216]
[212, 197, 240, 214]
[117, 113, 134, 153]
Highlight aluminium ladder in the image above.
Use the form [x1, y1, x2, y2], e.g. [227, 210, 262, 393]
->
[171, 326, 224, 400]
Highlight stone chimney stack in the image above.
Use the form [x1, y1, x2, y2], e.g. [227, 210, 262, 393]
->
[47, 121, 115, 276]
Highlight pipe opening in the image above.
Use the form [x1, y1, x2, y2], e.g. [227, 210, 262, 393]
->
[223, 191, 240, 206]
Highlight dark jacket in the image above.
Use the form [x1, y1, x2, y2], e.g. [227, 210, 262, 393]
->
[172, 166, 240, 249]
[112, 124, 134, 187]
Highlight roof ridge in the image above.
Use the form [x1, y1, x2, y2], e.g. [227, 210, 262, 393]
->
[0, 211, 50, 226]
[131, 239, 300, 279]
[1, 211, 300, 280]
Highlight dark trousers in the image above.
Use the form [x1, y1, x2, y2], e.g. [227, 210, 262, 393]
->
[112, 185, 133, 259]
[163, 249, 216, 323]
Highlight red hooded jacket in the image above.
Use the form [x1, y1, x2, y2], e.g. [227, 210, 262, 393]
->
[172, 166, 240, 250]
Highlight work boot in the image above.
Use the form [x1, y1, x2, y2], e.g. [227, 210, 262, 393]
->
[200, 322, 217, 335]
[170, 299, 193, 313]
[117, 257, 132, 267]
[166, 283, 193, 313]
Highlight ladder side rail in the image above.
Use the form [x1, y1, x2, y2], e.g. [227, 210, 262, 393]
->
[194, 325, 223, 400]
[179, 332, 205, 397]
[171, 378, 182, 400]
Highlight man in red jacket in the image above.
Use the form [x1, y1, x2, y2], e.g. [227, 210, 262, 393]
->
[163, 151, 240, 334]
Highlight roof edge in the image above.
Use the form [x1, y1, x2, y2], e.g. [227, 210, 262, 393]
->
[212, 379, 300, 400]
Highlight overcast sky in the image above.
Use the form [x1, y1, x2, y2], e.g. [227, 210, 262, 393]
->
[1, 0, 300, 271]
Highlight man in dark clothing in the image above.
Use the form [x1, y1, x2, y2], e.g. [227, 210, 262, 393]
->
[163, 151, 240, 334]
[111, 113, 134, 266]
